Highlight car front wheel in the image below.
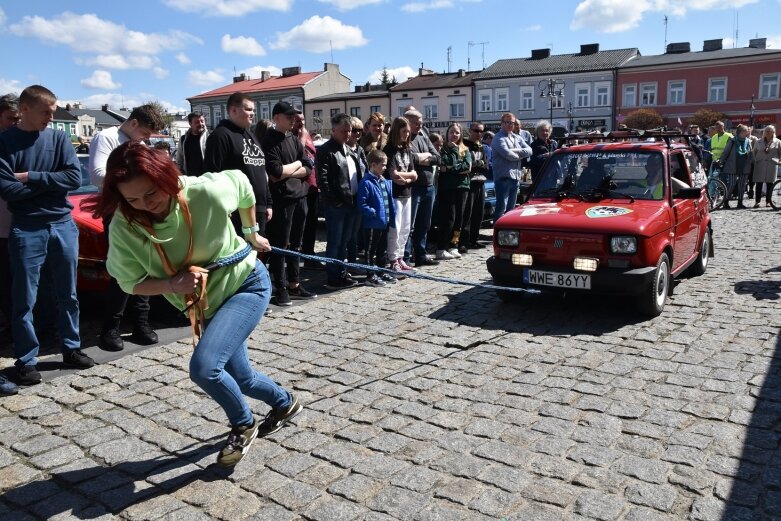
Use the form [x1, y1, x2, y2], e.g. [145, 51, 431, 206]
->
[639, 253, 670, 317]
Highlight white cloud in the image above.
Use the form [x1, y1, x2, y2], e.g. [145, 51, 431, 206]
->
[767, 35, 781, 49]
[317, 0, 384, 9]
[188, 69, 226, 87]
[153, 67, 169, 79]
[62, 93, 188, 114]
[367, 66, 416, 84]
[78, 54, 160, 70]
[524, 24, 542, 32]
[0, 78, 23, 94]
[221, 34, 266, 56]
[81, 70, 121, 90]
[175, 52, 191, 64]
[240, 65, 283, 78]
[401, 0, 453, 12]
[271, 15, 367, 52]
[163, 0, 292, 16]
[570, 0, 760, 33]
[0, 7, 6, 27]
[10, 12, 201, 55]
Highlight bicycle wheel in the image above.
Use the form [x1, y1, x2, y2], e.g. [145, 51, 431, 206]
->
[708, 178, 727, 211]
[769, 180, 781, 210]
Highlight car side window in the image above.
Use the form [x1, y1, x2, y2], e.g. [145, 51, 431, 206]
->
[670, 153, 691, 197]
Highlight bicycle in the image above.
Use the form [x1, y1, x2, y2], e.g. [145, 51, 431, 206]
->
[769, 175, 781, 210]
[706, 166, 727, 211]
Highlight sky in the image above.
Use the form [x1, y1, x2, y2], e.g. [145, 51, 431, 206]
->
[1, 0, 780, 115]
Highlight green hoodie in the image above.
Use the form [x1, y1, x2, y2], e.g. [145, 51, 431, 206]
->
[106, 170, 257, 319]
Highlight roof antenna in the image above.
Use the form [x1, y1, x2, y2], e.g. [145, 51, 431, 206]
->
[663, 15, 668, 52]
[329, 40, 334, 63]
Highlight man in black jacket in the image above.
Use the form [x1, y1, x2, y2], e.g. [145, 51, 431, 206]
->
[261, 102, 316, 305]
[176, 112, 208, 177]
[204, 92, 273, 235]
[461, 121, 489, 252]
[315, 113, 361, 289]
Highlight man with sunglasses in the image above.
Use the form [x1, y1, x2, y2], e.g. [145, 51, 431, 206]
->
[492, 113, 531, 221]
[461, 121, 489, 251]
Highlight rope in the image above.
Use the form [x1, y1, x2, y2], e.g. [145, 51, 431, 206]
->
[269, 246, 539, 294]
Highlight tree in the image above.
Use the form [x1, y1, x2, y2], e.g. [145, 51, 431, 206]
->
[379, 67, 390, 86]
[622, 108, 664, 130]
[689, 108, 726, 131]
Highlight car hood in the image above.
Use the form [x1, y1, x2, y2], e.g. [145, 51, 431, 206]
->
[497, 199, 671, 237]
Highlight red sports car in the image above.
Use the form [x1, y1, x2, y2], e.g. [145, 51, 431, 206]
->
[68, 154, 109, 291]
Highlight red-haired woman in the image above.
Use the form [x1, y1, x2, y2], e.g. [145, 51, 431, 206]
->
[84, 141, 302, 467]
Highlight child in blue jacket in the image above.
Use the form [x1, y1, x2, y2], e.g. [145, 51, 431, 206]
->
[358, 150, 396, 286]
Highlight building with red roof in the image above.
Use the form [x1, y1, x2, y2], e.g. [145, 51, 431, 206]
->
[187, 63, 350, 129]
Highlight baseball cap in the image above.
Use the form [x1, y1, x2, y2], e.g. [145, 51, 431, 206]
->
[272, 101, 301, 116]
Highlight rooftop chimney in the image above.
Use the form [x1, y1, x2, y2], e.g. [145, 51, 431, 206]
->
[749, 38, 767, 49]
[666, 42, 691, 54]
[580, 43, 599, 55]
[531, 48, 551, 60]
[282, 66, 301, 77]
[703, 39, 723, 52]
[260, 71, 270, 82]
[457, 69, 465, 77]
[324, 63, 340, 72]
[101, 104, 109, 111]
[233, 73, 247, 83]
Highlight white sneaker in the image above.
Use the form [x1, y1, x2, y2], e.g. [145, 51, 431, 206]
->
[435, 249, 454, 260]
[447, 247, 462, 259]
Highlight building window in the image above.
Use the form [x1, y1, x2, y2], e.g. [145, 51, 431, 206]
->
[478, 89, 491, 112]
[313, 109, 323, 118]
[69, 123, 77, 135]
[56, 122, 64, 131]
[213, 107, 222, 127]
[576, 83, 590, 108]
[668, 80, 685, 105]
[760, 73, 780, 99]
[594, 82, 610, 107]
[550, 98, 564, 110]
[423, 103, 438, 121]
[350, 107, 361, 118]
[201, 107, 210, 127]
[370, 105, 381, 114]
[622, 84, 637, 107]
[495, 88, 509, 112]
[260, 104, 269, 120]
[330, 108, 339, 117]
[640, 83, 657, 106]
[449, 96, 465, 118]
[520, 86, 534, 111]
[708, 78, 727, 103]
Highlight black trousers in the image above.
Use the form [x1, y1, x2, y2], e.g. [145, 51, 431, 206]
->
[754, 182, 773, 204]
[436, 189, 469, 250]
[362, 227, 388, 267]
[301, 187, 319, 255]
[459, 180, 485, 246]
[268, 197, 308, 288]
[102, 215, 150, 332]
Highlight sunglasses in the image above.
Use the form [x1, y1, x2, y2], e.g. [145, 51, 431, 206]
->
[470, 128, 484, 133]
[351, 128, 363, 133]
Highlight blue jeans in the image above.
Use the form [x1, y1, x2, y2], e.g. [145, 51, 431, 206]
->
[323, 203, 357, 282]
[9, 219, 80, 366]
[493, 177, 520, 221]
[405, 184, 436, 261]
[190, 261, 291, 427]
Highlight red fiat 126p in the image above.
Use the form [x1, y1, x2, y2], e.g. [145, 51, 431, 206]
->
[486, 130, 713, 316]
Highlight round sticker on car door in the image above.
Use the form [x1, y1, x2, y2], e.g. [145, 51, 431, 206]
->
[585, 206, 633, 218]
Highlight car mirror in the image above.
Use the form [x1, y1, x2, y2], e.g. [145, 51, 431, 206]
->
[676, 187, 702, 200]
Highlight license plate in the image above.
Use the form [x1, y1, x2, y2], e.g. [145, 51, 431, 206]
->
[523, 269, 591, 289]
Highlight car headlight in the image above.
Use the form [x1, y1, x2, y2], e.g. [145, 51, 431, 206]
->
[497, 230, 519, 247]
[610, 236, 637, 254]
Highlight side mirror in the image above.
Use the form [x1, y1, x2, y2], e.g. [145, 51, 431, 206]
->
[676, 187, 702, 200]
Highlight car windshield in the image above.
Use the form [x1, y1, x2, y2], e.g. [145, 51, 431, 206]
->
[70, 154, 98, 195]
[532, 150, 666, 201]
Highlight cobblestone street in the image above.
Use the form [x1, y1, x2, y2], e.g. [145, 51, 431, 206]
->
[1, 206, 780, 521]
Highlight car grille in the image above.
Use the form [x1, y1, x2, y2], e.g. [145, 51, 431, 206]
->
[485, 187, 495, 198]
[519, 230, 605, 266]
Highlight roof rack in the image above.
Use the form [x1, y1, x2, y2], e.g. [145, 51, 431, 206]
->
[561, 127, 700, 148]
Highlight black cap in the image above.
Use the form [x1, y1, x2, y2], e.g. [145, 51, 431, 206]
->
[272, 101, 301, 116]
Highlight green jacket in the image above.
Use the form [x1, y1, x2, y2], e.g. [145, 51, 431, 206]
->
[437, 143, 472, 191]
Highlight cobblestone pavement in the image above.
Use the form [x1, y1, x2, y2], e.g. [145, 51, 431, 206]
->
[1, 207, 780, 521]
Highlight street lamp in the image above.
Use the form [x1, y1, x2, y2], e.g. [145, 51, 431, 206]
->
[567, 102, 574, 133]
[539, 78, 566, 125]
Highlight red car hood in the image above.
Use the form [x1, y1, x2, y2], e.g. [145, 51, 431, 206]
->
[497, 199, 672, 238]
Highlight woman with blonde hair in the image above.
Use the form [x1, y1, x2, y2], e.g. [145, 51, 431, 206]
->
[434, 123, 472, 260]
[751, 125, 781, 207]
[360, 112, 388, 156]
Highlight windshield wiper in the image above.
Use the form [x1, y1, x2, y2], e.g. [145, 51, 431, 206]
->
[582, 186, 635, 203]
[534, 187, 583, 201]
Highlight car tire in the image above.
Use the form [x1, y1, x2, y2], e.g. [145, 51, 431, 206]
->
[687, 229, 710, 277]
[639, 253, 670, 317]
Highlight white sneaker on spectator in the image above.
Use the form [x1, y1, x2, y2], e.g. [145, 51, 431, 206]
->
[447, 248, 462, 259]
[435, 249, 454, 260]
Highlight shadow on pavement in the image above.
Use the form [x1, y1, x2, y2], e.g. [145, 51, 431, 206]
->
[2, 441, 231, 518]
[428, 285, 647, 336]
[723, 329, 781, 520]
[734, 280, 781, 300]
